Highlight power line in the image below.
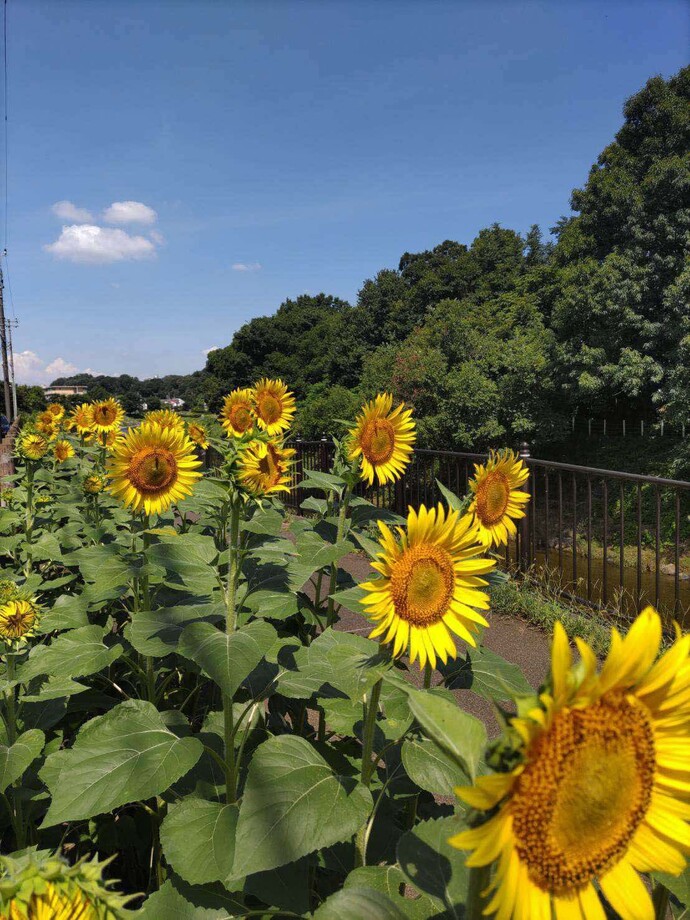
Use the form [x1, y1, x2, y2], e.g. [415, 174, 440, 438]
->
[3, 0, 8, 251]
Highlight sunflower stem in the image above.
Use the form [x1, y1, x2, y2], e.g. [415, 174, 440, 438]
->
[423, 661, 433, 689]
[223, 499, 242, 803]
[652, 882, 670, 920]
[466, 865, 492, 920]
[4, 651, 24, 848]
[355, 676, 383, 867]
[326, 485, 351, 627]
[23, 464, 34, 575]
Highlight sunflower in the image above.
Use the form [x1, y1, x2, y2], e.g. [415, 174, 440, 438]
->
[0, 599, 39, 641]
[35, 411, 59, 437]
[101, 429, 123, 450]
[17, 432, 49, 461]
[8, 884, 94, 920]
[468, 449, 529, 548]
[46, 402, 65, 420]
[90, 398, 124, 434]
[348, 393, 416, 487]
[238, 439, 295, 496]
[144, 408, 185, 432]
[252, 378, 295, 436]
[187, 422, 209, 450]
[360, 504, 495, 669]
[107, 421, 203, 516]
[53, 439, 75, 463]
[450, 606, 690, 920]
[0, 851, 133, 920]
[69, 403, 94, 435]
[220, 388, 256, 437]
[83, 474, 105, 495]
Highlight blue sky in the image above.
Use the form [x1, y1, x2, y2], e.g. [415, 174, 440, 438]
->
[7, 0, 689, 383]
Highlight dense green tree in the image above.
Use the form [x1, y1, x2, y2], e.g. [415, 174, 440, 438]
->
[16, 385, 46, 414]
[293, 384, 362, 440]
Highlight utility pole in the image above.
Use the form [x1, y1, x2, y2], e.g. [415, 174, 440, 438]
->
[5, 314, 17, 417]
[0, 261, 11, 421]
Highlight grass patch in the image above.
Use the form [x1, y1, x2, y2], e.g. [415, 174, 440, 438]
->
[490, 576, 613, 657]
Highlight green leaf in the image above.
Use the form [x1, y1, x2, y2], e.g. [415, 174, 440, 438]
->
[653, 869, 690, 907]
[405, 687, 486, 781]
[147, 534, 219, 594]
[40, 700, 203, 826]
[402, 735, 469, 796]
[350, 530, 384, 561]
[30, 532, 63, 562]
[434, 479, 467, 513]
[36, 593, 89, 633]
[300, 495, 328, 515]
[344, 866, 439, 920]
[314, 887, 407, 919]
[160, 798, 238, 887]
[397, 816, 470, 918]
[329, 585, 369, 618]
[348, 496, 404, 528]
[138, 878, 242, 920]
[244, 858, 312, 915]
[63, 543, 137, 586]
[439, 645, 532, 701]
[231, 735, 372, 877]
[278, 629, 388, 702]
[18, 625, 123, 683]
[288, 531, 352, 589]
[126, 602, 225, 657]
[0, 729, 44, 792]
[242, 508, 284, 536]
[178, 620, 277, 699]
[298, 469, 346, 496]
[22, 676, 89, 702]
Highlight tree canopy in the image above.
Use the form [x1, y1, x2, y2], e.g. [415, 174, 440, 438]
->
[51, 66, 690, 450]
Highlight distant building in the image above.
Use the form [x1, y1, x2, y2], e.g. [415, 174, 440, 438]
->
[44, 385, 88, 398]
[162, 397, 185, 409]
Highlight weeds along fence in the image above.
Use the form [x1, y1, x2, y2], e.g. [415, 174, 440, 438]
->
[269, 440, 690, 626]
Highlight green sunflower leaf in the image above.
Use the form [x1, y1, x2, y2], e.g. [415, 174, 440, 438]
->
[404, 686, 486, 781]
[0, 729, 45, 792]
[397, 816, 470, 916]
[230, 735, 373, 877]
[160, 798, 239, 887]
[313, 886, 407, 919]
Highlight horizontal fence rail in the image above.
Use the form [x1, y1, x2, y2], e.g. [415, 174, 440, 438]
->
[208, 439, 690, 626]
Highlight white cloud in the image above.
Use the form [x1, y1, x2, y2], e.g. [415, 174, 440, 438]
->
[14, 350, 79, 385]
[232, 262, 262, 272]
[45, 224, 158, 264]
[51, 200, 93, 223]
[203, 346, 220, 356]
[103, 200, 157, 225]
[149, 229, 165, 246]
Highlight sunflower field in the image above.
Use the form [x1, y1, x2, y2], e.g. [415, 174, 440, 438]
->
[0, 385, 689, 920]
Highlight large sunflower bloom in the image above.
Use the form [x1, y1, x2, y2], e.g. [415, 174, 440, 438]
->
[145, 408, 185, 432]
[17, 433, 49, 461]
[468, 449, 529, 549]
[0, 599, 39, 642]
[348, 393, 416, 487]
[69, 403, 94, 436]
[90, 398, 124, 434]
[187, 422, 209, 450]
[360, 504, 495, 669]
[450, 606, 690, 920]
[53, 440, 75, 463]
[252, 378, 295, 436]
[220, 388, 256, 437]
[107, 421, 203, 516]
[239, 439, 295, 496]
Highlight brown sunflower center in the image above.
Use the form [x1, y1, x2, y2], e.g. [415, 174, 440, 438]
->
[128, 447, 178, 494]
[360, 418, 396, 466]
[257, 393, 282, 426]
[511, 693, 655, 894]
[230, 404, 254, 432]
[389, 542, 455, 626]
[93, 405, 117, 426]
[257, 445, 281, 486]
[475, 471, 510, 526]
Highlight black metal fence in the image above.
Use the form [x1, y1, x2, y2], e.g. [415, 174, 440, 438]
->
[284, 440, 690, 625]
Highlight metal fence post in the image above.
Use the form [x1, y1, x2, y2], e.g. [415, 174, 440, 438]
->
[320, 436, 329, 473]
[519, 441, 531, 573]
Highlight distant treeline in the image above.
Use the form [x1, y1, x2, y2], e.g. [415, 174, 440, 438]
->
[51, 67, 690, 452]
